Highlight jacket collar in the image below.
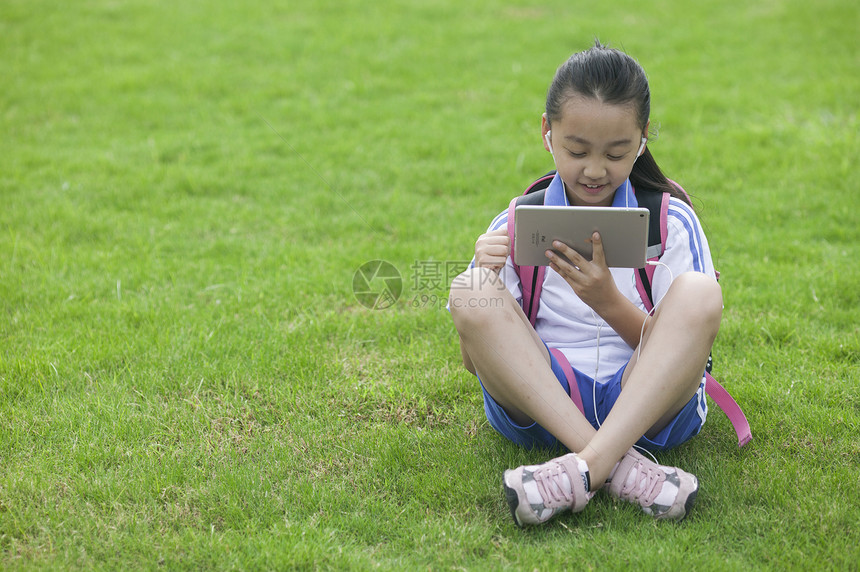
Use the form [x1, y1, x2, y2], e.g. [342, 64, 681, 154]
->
[544, 173, 638, 208]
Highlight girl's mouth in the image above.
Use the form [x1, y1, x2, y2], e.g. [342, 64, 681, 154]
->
[582, 183, 606, 194]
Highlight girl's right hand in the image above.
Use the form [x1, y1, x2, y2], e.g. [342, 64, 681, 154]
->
[474, 225, 510, 272]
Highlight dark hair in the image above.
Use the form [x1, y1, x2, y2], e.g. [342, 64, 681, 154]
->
[546, 41, 690, 206]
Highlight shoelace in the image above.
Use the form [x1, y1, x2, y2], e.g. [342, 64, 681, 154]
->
[620, 458, 666, 506]
[533, 463, 574, 508]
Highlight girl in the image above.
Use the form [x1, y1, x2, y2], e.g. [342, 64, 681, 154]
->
[448, 42, 722, 526]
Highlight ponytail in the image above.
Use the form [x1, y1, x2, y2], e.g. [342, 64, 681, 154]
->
[631, 148, 692, 207]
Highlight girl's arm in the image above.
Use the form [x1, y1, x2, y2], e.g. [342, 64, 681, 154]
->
[587, 289, 650, 349]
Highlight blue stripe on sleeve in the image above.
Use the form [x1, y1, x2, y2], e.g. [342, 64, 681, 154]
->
[667, 200, 705, 272]
[488, 210, 509, 231]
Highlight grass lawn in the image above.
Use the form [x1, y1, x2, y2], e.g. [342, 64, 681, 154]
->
[2, 0, 859, 569]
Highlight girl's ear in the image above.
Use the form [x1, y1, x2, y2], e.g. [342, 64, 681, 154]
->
[541, 114, 551, 153]
[641, 120, 651, 151]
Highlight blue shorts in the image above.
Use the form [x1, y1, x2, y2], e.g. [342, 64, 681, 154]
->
[479, 345, 707, 452]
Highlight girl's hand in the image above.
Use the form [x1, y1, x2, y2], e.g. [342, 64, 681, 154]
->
[474, 225, 510, 272]
[547, 232, 620, 314]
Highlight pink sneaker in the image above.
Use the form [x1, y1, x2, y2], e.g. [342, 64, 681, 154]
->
[503, 452, 593, 527]
[606, 449, 699, 521]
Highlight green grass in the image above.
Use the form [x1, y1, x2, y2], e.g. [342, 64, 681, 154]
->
[2, 0, 859, 569]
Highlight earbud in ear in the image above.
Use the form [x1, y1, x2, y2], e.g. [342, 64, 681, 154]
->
[544, 130, 557, 167]
[636, 136, 647, 157]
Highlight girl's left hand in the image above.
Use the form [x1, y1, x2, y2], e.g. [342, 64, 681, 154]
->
[547, 232, 619, 314]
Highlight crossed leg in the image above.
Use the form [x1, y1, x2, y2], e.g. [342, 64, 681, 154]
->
[449, 267, 722, 487]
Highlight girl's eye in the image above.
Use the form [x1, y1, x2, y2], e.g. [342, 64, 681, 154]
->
[607, 154, 625, 161]
[568, 151, 586, 158]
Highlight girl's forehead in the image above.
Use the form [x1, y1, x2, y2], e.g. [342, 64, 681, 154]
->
[556, 96, 642, 133]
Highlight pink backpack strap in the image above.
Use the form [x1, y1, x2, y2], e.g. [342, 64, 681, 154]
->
[658, 188, 671, 245]
[633, 190, 670, 312]
[507, 196, 544, 327]
[548, 348, 585, 415]
[705, 373, 752, 447]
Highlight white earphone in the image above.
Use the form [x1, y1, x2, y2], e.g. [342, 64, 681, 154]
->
[636, 136, 647, 158]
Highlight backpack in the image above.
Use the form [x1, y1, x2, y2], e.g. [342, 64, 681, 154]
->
[505, 171, 752, 447]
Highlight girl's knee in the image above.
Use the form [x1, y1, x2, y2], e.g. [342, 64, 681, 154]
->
[654, 273, 722, 336]
[449, 268, 509, 328]
[672, 272, 722, 316]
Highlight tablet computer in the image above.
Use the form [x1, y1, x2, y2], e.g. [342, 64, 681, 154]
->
[513, 205, 650, 268]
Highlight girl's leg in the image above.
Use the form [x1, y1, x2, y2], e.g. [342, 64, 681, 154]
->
[449, 267, 596, 451]
[578, 272, 723, 486]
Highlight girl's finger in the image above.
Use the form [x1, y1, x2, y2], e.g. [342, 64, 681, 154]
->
[589, 232, 607, 268]
[546, 250, 579, 275]
[551, 240, 586, 266]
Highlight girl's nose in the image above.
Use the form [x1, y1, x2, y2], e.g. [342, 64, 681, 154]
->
[583, 159, 606, 179]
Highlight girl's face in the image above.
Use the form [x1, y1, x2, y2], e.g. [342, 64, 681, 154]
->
[542, 96, 647, 207]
